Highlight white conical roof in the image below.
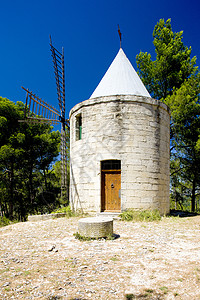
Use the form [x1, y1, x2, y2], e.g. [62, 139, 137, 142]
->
[90, 48, 151, 99]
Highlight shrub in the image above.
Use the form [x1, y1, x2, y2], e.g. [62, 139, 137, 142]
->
[119, 209, 161, 222]
[73, 232, 115, 241]
[0, 215, 11, 227]
[51, 205, 75, 218]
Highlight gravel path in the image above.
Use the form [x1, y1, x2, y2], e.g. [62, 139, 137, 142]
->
[0, 216, 200, 299]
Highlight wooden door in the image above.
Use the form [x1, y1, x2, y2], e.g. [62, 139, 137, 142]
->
[101, 170, 121, 212]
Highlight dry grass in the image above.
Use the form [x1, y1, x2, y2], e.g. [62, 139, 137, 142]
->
[0, 215, 200, 299]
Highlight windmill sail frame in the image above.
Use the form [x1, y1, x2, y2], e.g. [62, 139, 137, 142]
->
[50, 37, 68, 201]
[21, 87, 61, 125]
[21, 37, 69, 203]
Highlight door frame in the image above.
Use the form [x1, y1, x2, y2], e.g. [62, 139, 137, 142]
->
[101, 160, 121, 212]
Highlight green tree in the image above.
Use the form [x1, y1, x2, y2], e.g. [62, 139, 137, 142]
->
[18, 122, 61, 215]
[166, 76, 200, 211]
[136, 18, 197, 100]
[136, 19, 200, 212]
[0, 97, 61, 220]
[0, 98, 24, 219]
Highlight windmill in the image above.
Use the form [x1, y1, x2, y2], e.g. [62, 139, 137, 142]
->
[21, 37, 69, 201]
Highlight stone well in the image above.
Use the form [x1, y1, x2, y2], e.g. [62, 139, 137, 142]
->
[78, 217, 113, 238]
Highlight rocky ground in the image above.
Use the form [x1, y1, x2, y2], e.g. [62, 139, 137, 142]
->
[0, 215, 200, 299]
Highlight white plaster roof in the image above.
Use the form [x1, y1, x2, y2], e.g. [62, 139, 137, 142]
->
[90, 48, 151, 99]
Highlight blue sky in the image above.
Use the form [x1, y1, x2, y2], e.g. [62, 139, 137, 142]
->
[0, 0, 199, 121]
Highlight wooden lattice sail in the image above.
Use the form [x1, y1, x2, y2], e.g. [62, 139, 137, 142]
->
[50, 36, 68, 200]
[21, 37, 69, 202]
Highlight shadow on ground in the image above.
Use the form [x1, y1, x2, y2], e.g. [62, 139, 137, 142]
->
[170, 209, 199, 218]
[125, 289, 168, 299]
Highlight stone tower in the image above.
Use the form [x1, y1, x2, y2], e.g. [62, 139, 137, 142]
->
[69, 48, 170, 215]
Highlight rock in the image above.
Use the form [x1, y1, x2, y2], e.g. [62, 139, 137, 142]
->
[48, 245, 56, 252]
[2, 282, 10, 287]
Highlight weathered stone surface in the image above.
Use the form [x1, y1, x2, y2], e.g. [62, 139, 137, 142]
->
[28, 213, 66, 222]
[69, 95, 170, 215]
[78, 217, 113, 238]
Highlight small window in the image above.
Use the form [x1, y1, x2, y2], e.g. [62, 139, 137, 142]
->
[75, 114, 82, 140]
[101, 160, 121, 170]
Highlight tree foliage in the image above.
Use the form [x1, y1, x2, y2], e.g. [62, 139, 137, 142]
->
[166, 76, 200, 211]
[136, 19, 200, 212]
[136, 19, 197, 100]
[0, 97, 62, 220]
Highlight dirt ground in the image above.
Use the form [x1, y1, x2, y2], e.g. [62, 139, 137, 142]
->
[0, 215, 200, 299]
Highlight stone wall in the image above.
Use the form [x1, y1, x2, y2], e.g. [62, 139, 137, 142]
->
[69, 95, 170, 215]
